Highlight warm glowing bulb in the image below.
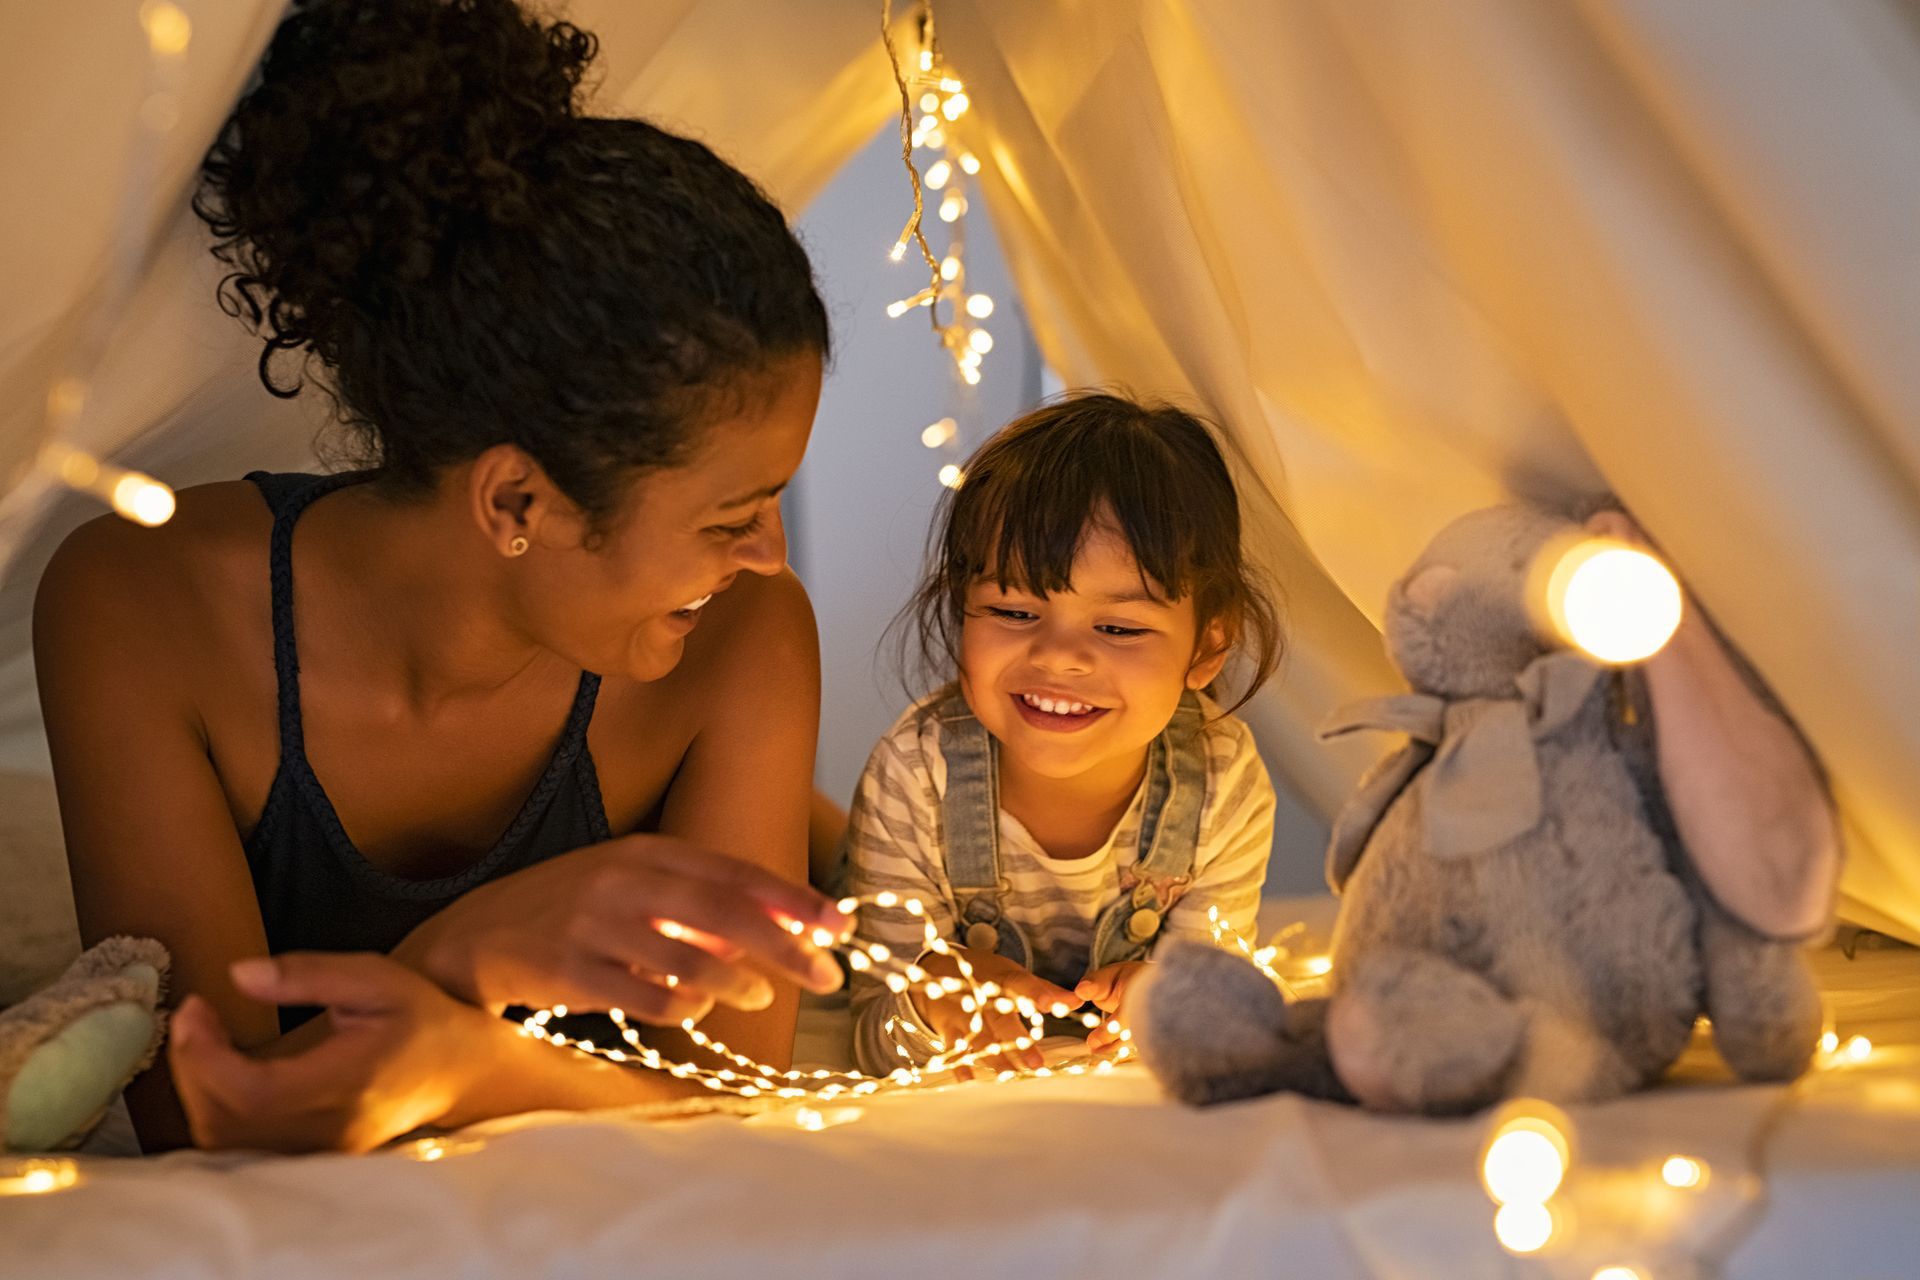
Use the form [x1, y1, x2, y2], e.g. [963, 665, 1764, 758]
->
[918, 49, 933, 72]
[921, 418, 957, 449]
[1493, 1201, 1555, 1254]
[1483, 1123, 1568, 1204]
[1820, 1030, 1840, 1054]
[925, 159, 952, 190]
[140, 0, 192, 56]
[1544, 540, 1683, 664]
[1661, 1156, 1704, 1188]
[968, 329, 994, 354]
[1303, 956, 1333, 976]
[960, 365, 982, 386]
[939, 194, 966, 223]
[939, 465, 965, 489]
[941, 255, 962, 281]
[966, 294, 995, 319]
[1845, 1035, 1873, 1061]
[109, 474, 174, 526]
[958, 152, 981, 175]
[888, 238, 908, 263]
[921, 127, 947, 151]
[0, 1159, 80, 1196]
[942, 92, 970, 120]
[1593, 1268, 1643, 1280]
[919, 92, 940, 114]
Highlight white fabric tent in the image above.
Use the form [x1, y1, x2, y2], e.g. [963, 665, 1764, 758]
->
[5, 0, 1916, 939]
[4, 6, 1919, 1277]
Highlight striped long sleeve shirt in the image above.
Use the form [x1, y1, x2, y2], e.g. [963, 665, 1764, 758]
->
[845, 692, 1276, 1075]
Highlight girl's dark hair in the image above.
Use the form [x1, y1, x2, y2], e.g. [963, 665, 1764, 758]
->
[194, 0, 829, 524]
[903, 392, 1284, 713]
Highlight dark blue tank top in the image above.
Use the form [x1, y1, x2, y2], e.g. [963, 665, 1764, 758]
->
[242, 472, 612, 1009]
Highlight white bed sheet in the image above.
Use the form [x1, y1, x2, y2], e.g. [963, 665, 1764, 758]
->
[5, 913, 1916, 1280]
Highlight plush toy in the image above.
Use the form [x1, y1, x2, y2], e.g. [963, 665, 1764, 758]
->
[1135, 504, 1836, 1113]
[1, 937, 168, 1151]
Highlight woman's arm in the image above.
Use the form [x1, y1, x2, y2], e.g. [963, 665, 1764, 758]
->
[36, 518, 285, 1149]
[649, 568, 822, 1070]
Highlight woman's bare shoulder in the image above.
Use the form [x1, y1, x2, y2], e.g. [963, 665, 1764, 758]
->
[35, 479, 274, 664]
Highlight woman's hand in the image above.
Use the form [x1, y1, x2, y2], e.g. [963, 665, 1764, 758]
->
[169, 953, 488, 1153]
[1078, 961, 1148, 1053]
[394, 833, 851, 1027]
[909, 947, 1076, 1073]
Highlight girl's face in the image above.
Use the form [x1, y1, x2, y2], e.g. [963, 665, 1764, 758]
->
[958, 521, 1227, 783]
[521, 354, 822, 682]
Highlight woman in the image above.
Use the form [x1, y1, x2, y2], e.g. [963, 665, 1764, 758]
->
[34, 0, 844, 1152]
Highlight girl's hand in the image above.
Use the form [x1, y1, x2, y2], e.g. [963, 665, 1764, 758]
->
[909, 947, 1076, 1073]
[393, 833, 851, 1026]
[169, 953, 488, 1153]
[1078, 960, 1148, 1053]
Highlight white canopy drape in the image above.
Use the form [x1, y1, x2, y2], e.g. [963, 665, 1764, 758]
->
[3, 0, 1916, 940]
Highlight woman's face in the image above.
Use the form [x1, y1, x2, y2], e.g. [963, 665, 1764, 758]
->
[528, 354, 823, 681]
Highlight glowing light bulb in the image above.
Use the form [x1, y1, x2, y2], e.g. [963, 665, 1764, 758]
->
[942, 92, 970, 120]
[966, 294, 995, 319]
[968, 329, 994, 354]
[1661, 1156, 1705, 1188]
[919, 92, 940, 114]
[888, 238, 909, 262]
[939, 464, 965, 489]
[958, 152, 981, 174]
[922, 418, 957, 449]
[115, 475, 174, 525]
[140, 0, 192, 56]
[0, 1159, 80, 1196]
[921, 127, 947, 151]
[1593, 1267, 1644, 1280]
[1493, 1201, 1555, 1254]
[940, 77, 964, 92]
[1820, 1030, 1840, 1054]
[1484, 1129, 1566, 1204]
[939, 194, 966, 223]
[960, 365, 982, 386]
[1302, 956, 1333, 976]
[1543, 539, 1683, 664]
[918, 49, 933, 72]
[941, 255, 962, 281]
[925, 159, 952, 190]
[1845, 1035, 1873, 1062]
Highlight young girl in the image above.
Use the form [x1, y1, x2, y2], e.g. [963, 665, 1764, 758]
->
[844, 393, 1284, 1075]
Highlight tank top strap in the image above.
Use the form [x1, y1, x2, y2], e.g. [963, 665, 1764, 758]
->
[246, 470, 370, 767]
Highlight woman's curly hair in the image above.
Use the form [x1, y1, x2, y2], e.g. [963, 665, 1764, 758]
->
[195, 0, 830, 523]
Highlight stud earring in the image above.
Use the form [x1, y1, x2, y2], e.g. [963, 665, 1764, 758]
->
[508, 535, 530, 557]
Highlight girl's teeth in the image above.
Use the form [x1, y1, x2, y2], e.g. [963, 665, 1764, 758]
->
[1023, 693, 1092, 715]
[678, 594, 714, 613]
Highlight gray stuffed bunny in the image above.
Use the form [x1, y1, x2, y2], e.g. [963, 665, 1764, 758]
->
[1135, 504, 1832, 1113]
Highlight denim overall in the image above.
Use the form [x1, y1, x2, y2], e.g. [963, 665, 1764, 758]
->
[935, 690, 1209, 982]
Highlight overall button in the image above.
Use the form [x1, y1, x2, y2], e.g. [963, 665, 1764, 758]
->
[1126, 908, 1161, 943]
[965, 921, 1002, 953]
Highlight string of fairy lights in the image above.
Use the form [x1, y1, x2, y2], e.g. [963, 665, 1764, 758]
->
[520, 892, 1136, 1101]
[11, 1, 188, 554]
[880, 0, 994, 491]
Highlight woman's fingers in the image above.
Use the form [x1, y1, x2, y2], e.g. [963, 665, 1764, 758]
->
[228, 952, 417, 1024]
[658, 841, 851, 934]
[609, 871, 844, 995]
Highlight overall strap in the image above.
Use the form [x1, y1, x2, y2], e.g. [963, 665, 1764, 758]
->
[1088, 690, 1209, 969]
[247, 471, 367, 768]
[934, 692, 1033, 967]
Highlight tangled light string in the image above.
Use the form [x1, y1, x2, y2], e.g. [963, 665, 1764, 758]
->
[520, 892, 1136, 1101]
[880, 0, 995, 491]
